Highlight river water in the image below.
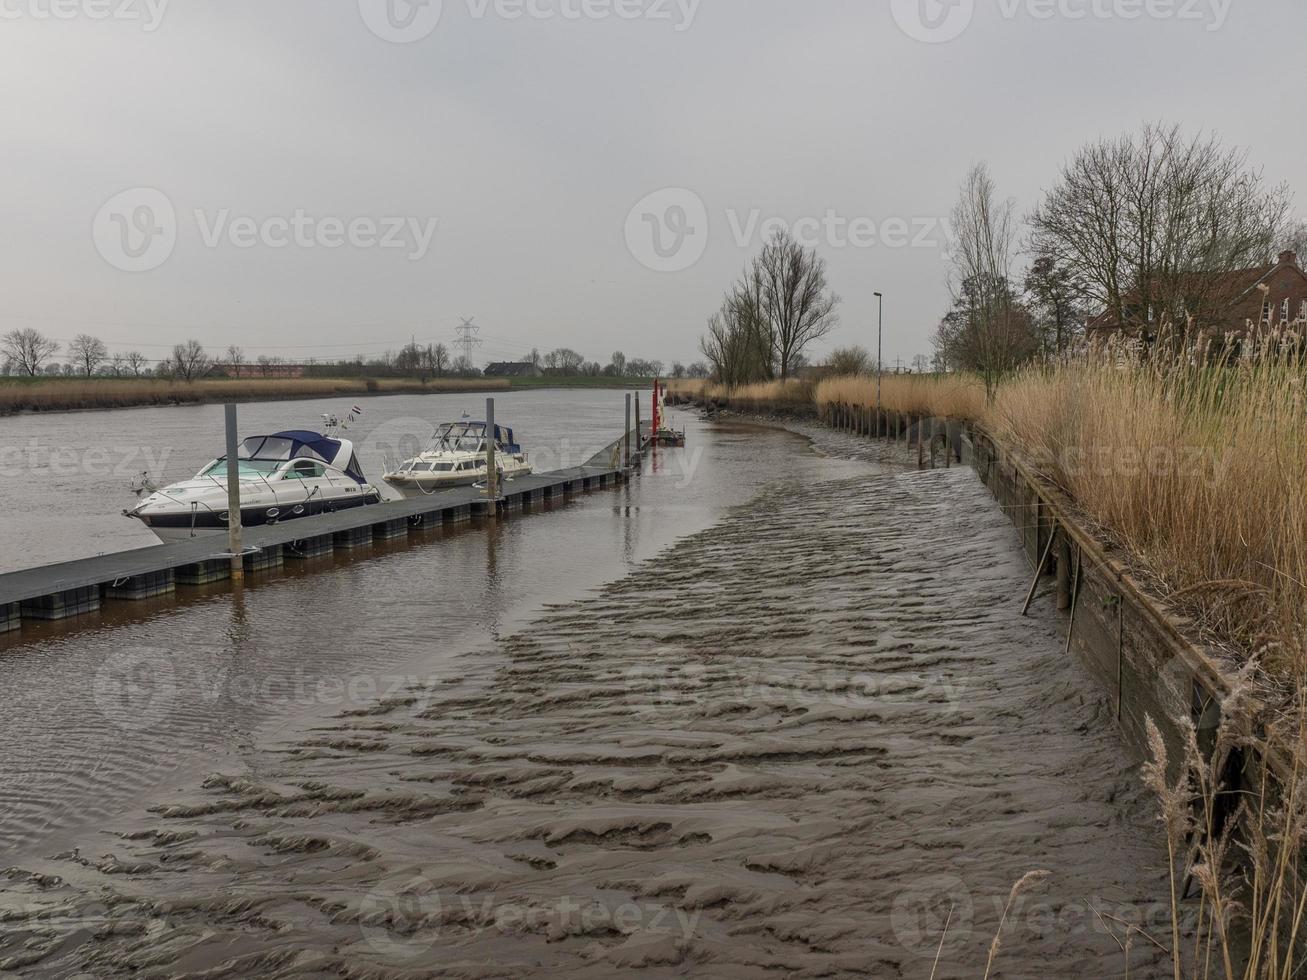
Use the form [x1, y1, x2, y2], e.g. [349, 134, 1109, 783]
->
[0, 389, 675, 574]
[0, 398, 1176, 978]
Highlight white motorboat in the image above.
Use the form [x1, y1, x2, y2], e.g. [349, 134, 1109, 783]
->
[383, 420, 532, 497]
[126, 428, 382, 542]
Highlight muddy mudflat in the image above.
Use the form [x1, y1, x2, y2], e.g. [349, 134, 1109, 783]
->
[1, 428, 1173, 978]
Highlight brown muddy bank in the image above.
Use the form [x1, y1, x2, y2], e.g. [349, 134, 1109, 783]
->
[1, 432, 1175, 978]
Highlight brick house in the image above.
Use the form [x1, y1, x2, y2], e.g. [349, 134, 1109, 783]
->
[484, 361, 543, 378]
[1088, 250, 1307, 342]
[224, 363, 309, 379]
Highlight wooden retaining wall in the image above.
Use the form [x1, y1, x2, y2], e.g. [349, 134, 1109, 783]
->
[968, 427, 1232, 778]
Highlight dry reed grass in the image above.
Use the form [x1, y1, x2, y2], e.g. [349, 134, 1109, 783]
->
[815, 373, 988, 421]
[988, 350, 1307, 674]
[678, 355, 1306, 675]
[0, 377, 508, 415]
[666, 377, 816, 407]
[1141, 693, 1307, 979]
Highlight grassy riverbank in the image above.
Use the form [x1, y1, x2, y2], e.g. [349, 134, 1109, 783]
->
[671, 353, 1307, 677]
[0, 376, 655, 415]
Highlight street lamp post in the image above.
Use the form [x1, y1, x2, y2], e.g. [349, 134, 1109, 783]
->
[874, 291, 883, 433]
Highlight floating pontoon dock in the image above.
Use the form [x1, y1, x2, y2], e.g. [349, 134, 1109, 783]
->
[0, 426, 652, 635]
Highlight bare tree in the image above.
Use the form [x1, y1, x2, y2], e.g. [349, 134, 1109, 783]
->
[756, 229, 840, 378]
[68, 334, 108, 377]
[608, 351, 627, 376]
[1023, 255, 1086, 357]
[1, 328, 60, 377]
[451, 356, 481, 377]
[225, 345, 245, 373]
[109, 353, 125, 377]
[1030, 123, 1289, 342]
[547, 348, 586, 374]
[171, 340, 211, 382]
[825, 346, 874, 377]
[124, 351, 148, 376]
[700, 265, 774, 386]
[429, 342, 450, 376]
[936, 163, 1038, 399]
[1280, 219, 1307, 262]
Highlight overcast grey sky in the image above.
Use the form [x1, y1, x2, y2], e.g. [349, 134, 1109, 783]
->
[1, 0, 1303, 370]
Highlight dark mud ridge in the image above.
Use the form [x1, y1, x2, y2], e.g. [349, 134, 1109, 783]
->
[1, 430, 1175, 978]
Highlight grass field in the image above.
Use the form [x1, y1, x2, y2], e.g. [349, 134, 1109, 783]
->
[0, 375, 655, 415]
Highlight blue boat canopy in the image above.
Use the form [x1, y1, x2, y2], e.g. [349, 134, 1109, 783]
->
[432, 421, 521, 454]
[233, 431, 367, 484]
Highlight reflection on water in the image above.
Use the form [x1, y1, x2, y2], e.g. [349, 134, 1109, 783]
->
[0, 412, 875, 860]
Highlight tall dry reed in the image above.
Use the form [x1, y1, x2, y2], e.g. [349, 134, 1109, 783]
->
[672, 355, 1306, 674]
[989, 349, 1307, 674]
[1141, 691, 1307, 979]
[815, 373, 987, 421]
[0, 377, 509, 415]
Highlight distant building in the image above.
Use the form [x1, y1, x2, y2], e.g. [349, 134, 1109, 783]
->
[484, 361, 543, 378]
[224, 363, 309, 379]
[1088, 250, 1307, 342]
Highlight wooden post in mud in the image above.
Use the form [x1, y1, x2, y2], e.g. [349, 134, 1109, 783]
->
[1056, 531, 1073, 610]
[916, 417, 924, 468]
[486, 397, 498, 510]
[224, 404, 244, 582]
[624, 394, 632, 469]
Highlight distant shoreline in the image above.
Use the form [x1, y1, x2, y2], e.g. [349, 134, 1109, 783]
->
[0, 376, 655, 417]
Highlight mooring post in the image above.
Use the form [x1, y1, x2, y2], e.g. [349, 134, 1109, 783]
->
[486, 397, 498, 512]
[1056, 531, 1073, 610]
[634, 391, 641, 462]
[224, 404, 244, 582]
[624, 393, 632, 468]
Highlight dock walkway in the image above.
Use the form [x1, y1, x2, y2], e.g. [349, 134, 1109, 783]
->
[0, 427, 649, 633]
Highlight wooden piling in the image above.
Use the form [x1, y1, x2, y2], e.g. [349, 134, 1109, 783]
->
[224, 404, 244, 583]
[486, 397, 498, 512]
[1056, 532, 1072, 610]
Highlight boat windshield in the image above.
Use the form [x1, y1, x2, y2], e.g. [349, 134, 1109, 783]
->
[200, 458, 283, 478]
[432, 423, 488, 453]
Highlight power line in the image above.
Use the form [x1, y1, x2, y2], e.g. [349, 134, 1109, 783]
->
[454, 317, 482, 364]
